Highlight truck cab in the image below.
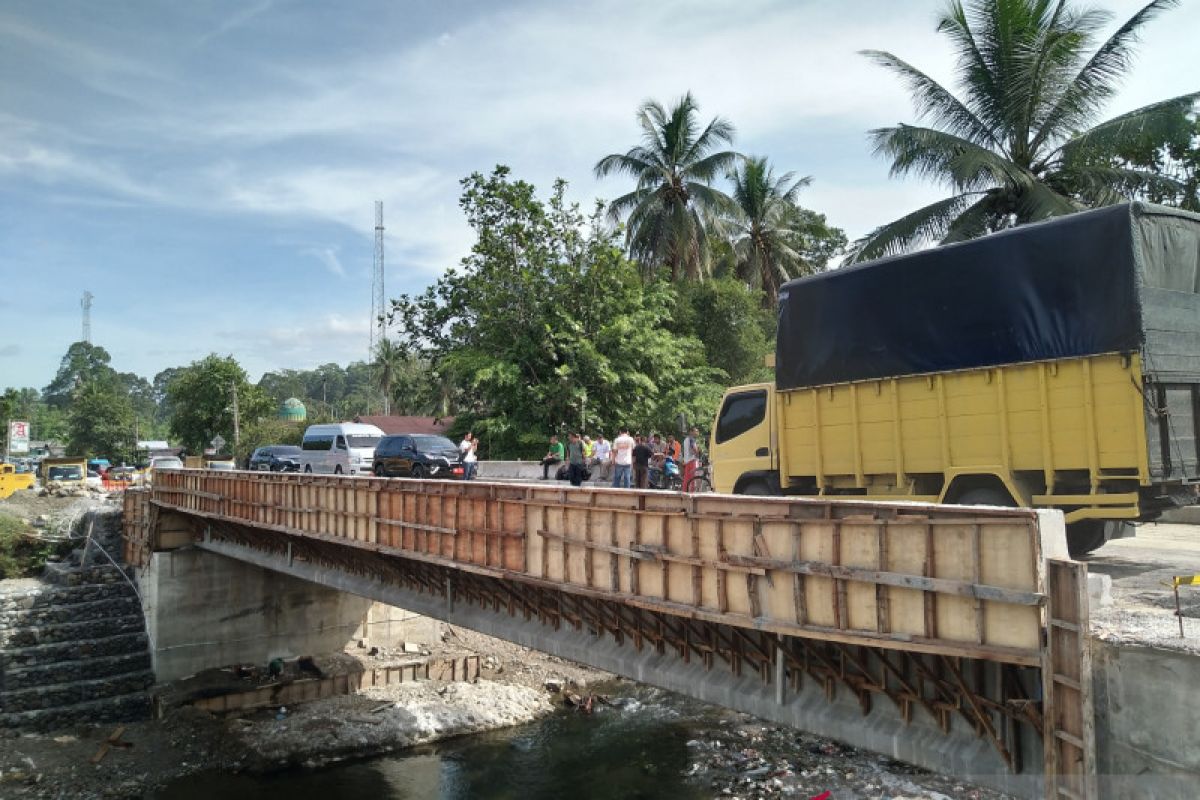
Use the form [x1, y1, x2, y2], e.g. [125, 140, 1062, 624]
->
[710, 384, 776, 495]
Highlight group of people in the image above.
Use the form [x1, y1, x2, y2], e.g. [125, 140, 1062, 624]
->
[540, 427, 704, 489]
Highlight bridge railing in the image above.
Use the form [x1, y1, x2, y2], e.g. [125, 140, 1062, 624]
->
[145, 470, 1058, 666]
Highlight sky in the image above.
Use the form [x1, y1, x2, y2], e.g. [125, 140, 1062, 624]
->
[1, 0, 1196, 390]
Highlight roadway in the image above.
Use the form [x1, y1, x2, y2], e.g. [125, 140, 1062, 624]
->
[1081, 522, 1200, 649]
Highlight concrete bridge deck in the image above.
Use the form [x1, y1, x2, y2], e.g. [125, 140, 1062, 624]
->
[124, 470, 1096, 798]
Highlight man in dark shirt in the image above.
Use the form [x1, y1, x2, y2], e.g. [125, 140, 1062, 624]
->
[632, 435, 653, 489]
[566, 432, 586, 487]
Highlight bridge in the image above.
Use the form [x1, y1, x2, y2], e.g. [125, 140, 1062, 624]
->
[124, 470, 1094, 799]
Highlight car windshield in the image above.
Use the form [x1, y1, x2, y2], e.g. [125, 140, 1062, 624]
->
[346, 435, 381, 449]
[154, 458, 183, 470]
[413, 435, 457, 452]
[48, 466, 83, 480]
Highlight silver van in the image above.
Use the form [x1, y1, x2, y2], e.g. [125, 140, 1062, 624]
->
[297, 422, 384, 475]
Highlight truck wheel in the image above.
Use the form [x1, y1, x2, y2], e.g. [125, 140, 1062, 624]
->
[334, 465, 343, 475]
[737, 480, 773, 496]
[1066, 520, 1108, 558]
[955, 487, 1015, 507]
[304, 465, 313, 474]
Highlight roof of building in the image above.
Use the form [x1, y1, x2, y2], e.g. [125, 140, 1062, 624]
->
[353, 415, 456, 436]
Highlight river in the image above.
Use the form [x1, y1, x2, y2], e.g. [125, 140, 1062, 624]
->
[152, 683, 719, 800]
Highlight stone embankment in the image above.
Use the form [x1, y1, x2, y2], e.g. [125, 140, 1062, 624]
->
[0, 507, 153, 730]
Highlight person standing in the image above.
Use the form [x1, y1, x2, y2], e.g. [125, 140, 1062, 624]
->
[459, 433, 478, 480]
[683, 426, 702, 492]
[592, 434, 612, 481]
[632, 436, 653, 489]
[541, 434, 565, 479]
[566, 433, 586, 487]
[611, 428, 635, 489]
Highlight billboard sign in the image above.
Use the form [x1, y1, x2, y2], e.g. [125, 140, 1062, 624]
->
[8, 421, 30, 454]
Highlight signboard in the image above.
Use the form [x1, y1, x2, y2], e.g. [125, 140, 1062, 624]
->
[8, 421, 30, 454]
[211, 435, 226, 452]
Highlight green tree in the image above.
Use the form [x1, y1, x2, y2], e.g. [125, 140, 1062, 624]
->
[43, 342, 118, 408]
[167, 355, 273, 454]
[851, 0, 1198, 261]
[389, 167, 725, 457]
[672, 278, 775, 385]
[67, 381, 134, 459]
[595, 92, 742, 281]
[372, 338, 405, 416]
[727, 157, 815, 307]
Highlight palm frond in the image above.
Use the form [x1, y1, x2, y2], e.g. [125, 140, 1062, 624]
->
[868, 124, 1027, 191]
[845, 193, 983, 263]
[862, 48, 999, 147]
[1031, 0, 1180, 152]
[1054, 93, 1200, 163]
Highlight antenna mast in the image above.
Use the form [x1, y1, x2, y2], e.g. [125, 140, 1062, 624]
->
[81, 291, 93, 344]
[370, 201, 385, 360]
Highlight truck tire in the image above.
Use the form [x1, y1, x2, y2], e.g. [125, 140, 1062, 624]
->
[1066, 520, 1108, 558]
[737, 480, 773, 496]
[334, 465, 343, 475]
[304, 465, 313, 474]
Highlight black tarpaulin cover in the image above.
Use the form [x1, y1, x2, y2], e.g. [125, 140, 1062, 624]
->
[775, 202, 1200, 390]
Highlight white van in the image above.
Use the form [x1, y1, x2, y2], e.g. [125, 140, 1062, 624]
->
[297, 422, 385, 475]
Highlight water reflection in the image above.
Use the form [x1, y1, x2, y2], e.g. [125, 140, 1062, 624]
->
[155, 685, 714, 800]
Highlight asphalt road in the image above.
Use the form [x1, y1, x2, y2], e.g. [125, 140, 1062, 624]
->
[1082, 522, 1200, 649]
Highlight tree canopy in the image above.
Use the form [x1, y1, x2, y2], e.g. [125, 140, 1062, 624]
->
[595, 93, 742, 281]
[166, 355, 273, 454]
[389, 167, 726, 457]
[850, 0, 1199, 261]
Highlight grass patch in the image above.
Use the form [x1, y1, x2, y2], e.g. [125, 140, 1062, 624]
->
[0, 513, 75, 579]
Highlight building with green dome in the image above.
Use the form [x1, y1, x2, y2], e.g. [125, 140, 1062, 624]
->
[279, 397, 307, 422]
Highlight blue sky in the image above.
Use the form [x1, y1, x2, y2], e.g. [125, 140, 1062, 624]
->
[1, 0, 1196, 390]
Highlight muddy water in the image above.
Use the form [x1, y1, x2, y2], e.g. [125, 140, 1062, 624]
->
[154, 684, 716, 800]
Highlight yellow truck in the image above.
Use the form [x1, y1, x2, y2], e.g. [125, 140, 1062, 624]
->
[0, 463, 36, 499]
[39, 457, 87, 483]
[710, 203, 1200, 556]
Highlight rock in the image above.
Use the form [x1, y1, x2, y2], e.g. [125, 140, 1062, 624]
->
[402, 642, 422, 654]
[543, 679, 563, 693]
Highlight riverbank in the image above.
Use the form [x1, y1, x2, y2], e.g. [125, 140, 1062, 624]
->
[0, 625, 1013, 800]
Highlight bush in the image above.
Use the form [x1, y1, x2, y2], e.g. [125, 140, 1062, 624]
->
[0, 514, 74, 579]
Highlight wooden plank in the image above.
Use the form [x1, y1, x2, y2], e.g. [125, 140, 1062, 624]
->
[1043, 559, 1097, 800]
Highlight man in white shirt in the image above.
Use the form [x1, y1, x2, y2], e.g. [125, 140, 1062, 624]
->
[682, 426, 701, 491]
[459, 433, 478, 480]
[611, 428, 635, 489]
[592, 434, 612, 481]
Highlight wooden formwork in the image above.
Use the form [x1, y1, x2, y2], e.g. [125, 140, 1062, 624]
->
[129, 471, 1095, 795]
[143, 471, 1047, 665]
[121, 488, 153, 568]
[189, 656, 481, 714]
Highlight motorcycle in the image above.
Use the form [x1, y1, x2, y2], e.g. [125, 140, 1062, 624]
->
[647, 456, 682, 491]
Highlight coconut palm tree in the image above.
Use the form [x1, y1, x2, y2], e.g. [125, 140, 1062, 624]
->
[849, 0, 1198, 262]
[371, 338, 405, 416]
[595, 92, 742, 280]
[727, 157, 815, 307]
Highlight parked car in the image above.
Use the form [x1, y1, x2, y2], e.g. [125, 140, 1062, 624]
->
[373, 434, 464, 479]
[297, 422, 384, 475]
[86, 470, 103, 489]
[248, 445, 303, 472]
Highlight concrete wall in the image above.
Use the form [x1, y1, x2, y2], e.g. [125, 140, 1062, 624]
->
[139, 550, 439, 681]
[1093, 640, 1200, 799]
